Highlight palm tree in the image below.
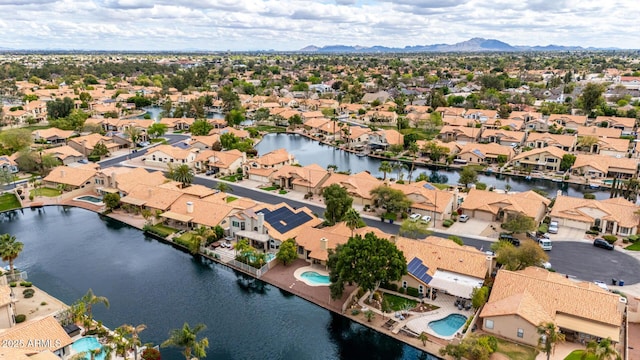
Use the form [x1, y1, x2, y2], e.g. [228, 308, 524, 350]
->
[379, 161, 392, 181]
[418, 332, 429, 346]
[343, 208, 361, 238]
[0, 233, 23, 274]
[122, 323, 147, 360]
[81, 289, 110, 332]
[161, 322, 210, 360]
[216, 182, 232, 193]
[407, 142, 419, 183]
[169, 164, 194, 188]
[392, 161, 406, 181]
[537, 322, 565, 360]
[582, 338, 620, 360]
[125, 126, 142, 152]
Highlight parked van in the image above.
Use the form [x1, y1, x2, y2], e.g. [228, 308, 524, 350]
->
[538, 238, 552, 251]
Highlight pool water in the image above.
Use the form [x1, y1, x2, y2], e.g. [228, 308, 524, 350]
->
[428, 314, 467, 337]
[301, 271, 330, 285]
[76, 195, 104, 203]
[72, 337, 105, 360]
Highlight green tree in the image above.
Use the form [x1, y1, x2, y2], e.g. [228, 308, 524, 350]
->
[578, 135, 599, 152]
[579, 83, 605, 114]
[343, 207, 362, 238]
[148, 123, 168, 139]
[103, 193, 121, 210]
[276, 238, 297, 265]
[364, 309, 375, 322]
[168, 164, 194, 188]
[448, 235, 464, 246]
[122, 323, 147, 360]
[220, 133, 238, 149]
[459, 166, 478, 188]
[399, 219, 430, 239]
[560, 154, 576, 171]
[90, 142, 110, 157]
[471, 286, 489, 309]
[492, 239, 549, 271]
[421, 141, 450, 163]
[190, 119, 213, 136]
[225, 108, 246, 127]
[288, 114, 303, 129]
[322, 184, 354, 226]
[219, 84, 240, 113]
[46, 97, 74, 119]
[439, 335, 496, 360]
[537, 322, 565, 360]
[80, 289, 110, 332]
[125, 126, 142, 150]
[418, 332, 429, 346]
[582, 337, 620, 360]
[161, 322, 209, 360]
[216, 182, 233, 193]
[502, 214, 536, 234]
[0, 129, 32, 152]
[370, 185, 411, 216]
[253, 107, 270, 122]
[378, 161, 393, 181]
[327, 232, 407, 301]
[0, 233, 24, 274]
[497, 104, 511, 119]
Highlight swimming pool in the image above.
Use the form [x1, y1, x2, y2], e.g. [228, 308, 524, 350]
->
[72, 337, 106, 360]
[300, 271, 330, 286]
[74, 195, 105, 205]
[428, 314, 467, 337]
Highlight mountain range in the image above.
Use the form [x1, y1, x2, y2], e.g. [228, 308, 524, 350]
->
[299, 37, 618, 53]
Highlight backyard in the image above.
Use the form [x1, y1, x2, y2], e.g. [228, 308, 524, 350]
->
[382, 293, 417, 311]
[564, 350, 596, 360]
[494, 338, 538, 360]
[0, 193, 21, 211]
[30, 187, 61, 197]
[145, 224, 178, 237]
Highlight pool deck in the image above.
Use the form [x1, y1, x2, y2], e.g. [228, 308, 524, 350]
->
[293, 266, 330, 287]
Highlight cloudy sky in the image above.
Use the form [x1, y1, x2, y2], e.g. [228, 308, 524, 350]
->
[0, 0, 637, 51]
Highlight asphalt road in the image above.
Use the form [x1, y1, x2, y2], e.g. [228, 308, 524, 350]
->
[99, 135, 640, 285]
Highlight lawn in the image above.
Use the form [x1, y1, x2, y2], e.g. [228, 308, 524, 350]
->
[261, 186, 279, 191]
[225, 196, 238, 203]
[431, 183, 450, 190]
[147, 224, 178, 237]
[0, 193, 21, 212]
[564, 350, 595, 360]
[30, 187, 61, 197]
[252, 125, 287, 133]
[220, 175, 238, 182]
[625, 242, 640, 251]
[382, 293, 417, 311]
[494, 338, 538, 360]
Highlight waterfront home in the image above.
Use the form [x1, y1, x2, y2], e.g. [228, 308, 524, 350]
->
[576, 125, 622, 139]
[210, 126, 250, 139]
[120, 184, 184, 213]
[42, 145, 84, 165]
[478, 129, 525, 147]
[456, 142, 515, 164]
[368, 129, 404, 149]
[42, 166, 97, 191]
[435, 106, 466, 118]
[293, 224, 350, 266]
[438, 125, 481, 144]
[143, 144, 199, 169]
[244, 148, 296, 175]
[270, 164, 330, 194]
[510, 146, 567, 172]
[301, 111, 326, 122]
[161, 195, 237, 230]
[159, 117, 195, 132]
[194, 149, 245, 176]
[416, 139, 462, 157]
[0, 316, 73, 358]
[303, 117, 339, 140]
[480, 267, 625, 347]
[460, 188, 550, 223]
[190, 134, 221, 150]
[67, 133, 121, 157]
[0, 156, 18, 174]
[95, 167, 167, 196]
[31, 127, 75, 144]
[589, 137, 631, 158]
[394, 235, 491, 299]
[524, 133, 577, 152]
[594, 116, 636, 134]
[391, 181, 455, 221]
[0, 285, 16, 328]
[548, 114, 588, 130]
[228, 203, 322, 251]
[550, 195, 640, 236]
[571, 154, 638, 179]
[345, 126, 373, 149]
[319, 171, 381, 206]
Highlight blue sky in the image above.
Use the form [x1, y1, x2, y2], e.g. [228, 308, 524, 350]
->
[0, 0, 636, 51]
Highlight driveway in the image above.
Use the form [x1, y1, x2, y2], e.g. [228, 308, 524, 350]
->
[548, 226, 587, 242]
[446, 218, 498, 238]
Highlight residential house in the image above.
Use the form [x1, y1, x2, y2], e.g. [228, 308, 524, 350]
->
[594, 116, 636, 135]
[190, 134, 221, 150]
[443, 116, 476, 128]
[210, 126, 250, 139]
[369, 129, 404, 149]
[293, 224, 350, 266]
[576, 125, 622, 139]
[228, 203, 322, 251]
[244, 148, 295, 172]
[464, 109, 497, 122]
[524, 133, 577, 152]
[270, 164, 330, 194]
[548, 114, 588, 130]
[550, 195, 640, 236]
[143, 144, 199, 169]
[319, 171, 382, 206]
[119, 184, 184, 213]
[345, 126, 372, 149]
[509, 111, 544, 123]
[510, 146, 567, 172]
[159, 117, 196, 131]
[42, 145, 84, 165]
[31, 128, 74, 144]
[361, 91, 390, 104]
[67, 133, 120, 157]
[479, 129, 525, 147]
[438, 125, 481, 144]
[161, 194, 237, 230]
[593, 137, 631, 158]
[480, 267, 625, 346]
[460, 188, 550, 223]
[395, 235, 491, 299]
[94, 167, 167, 196]
[392, 181, 455, 221]
[365, 110, 398, 124]
[0, 316, 73, 358]
[571, 154, 638, 179]
[482, 118, 524, 131]
[416, 139, 462, 158]
[435, 106, 466, 119]
[303, 117, 340, 140]
[195, 149, 245, 176]
[42, 166, 97, 191]
[456, 143, 515, 164]
[0, 156, 18, 174]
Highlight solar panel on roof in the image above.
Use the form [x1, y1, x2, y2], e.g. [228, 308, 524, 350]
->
[422, 183, 436, 190]
[261, 206, 313, 234]
[472, 149, 485, 158]
[407, 257, 432, 284]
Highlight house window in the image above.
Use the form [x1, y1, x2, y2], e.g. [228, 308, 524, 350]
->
[402, 281, 407, 289]
[418, 285, 424, 294]
[517, 328, 524, 338]
[152, 155, 156, 160]
[619, 227, 630, 235]
[240, 222, 245, 231]
[232, 221, 239, 227]
[485, 319, 494, 329]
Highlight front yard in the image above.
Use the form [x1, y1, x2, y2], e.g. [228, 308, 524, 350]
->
[0, 193, 21, 211]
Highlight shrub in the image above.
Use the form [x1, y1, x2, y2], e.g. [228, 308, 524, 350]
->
[23, 291, 34, 299]
[538, 223, 549, 234]
[398, 287, 405, 294]
[406, 287, 420, 297]
[475, 182, 487, 190]
[9, 282, 16, 287]
[443, 219, 454, 228]
[603, 235, 617, 244]
[141, 347, 162, 360]
[627, 235, 640, 243]
[15, 314, 26, 323]
[356, 288, 365, 299]
[381, 282, 398, 292]
[351, 309, 361, 316]
[586, 230, 599, 235]
[20, 281, 32, 287]
[623, 239, 630, 244]
[40, 301, 47, 306]
[583, 193, 596, 199]
[22, 288, 34, 295]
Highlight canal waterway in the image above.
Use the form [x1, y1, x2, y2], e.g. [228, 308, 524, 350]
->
[255, 133, 612, 199]
[137, 106, 224, 122]
[0, 207, 434, 360]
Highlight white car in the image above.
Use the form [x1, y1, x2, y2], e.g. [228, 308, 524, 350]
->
[548, 221, 559, 234]
[458, 214, 470, 222]
[593, 281, 610, 292]
[421, 215, 432, 223]
[409, 213, 421, 221]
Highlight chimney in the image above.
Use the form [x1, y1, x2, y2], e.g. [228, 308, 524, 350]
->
[486, 255, 495, 276]
[257, 212, 265, 233]
[186, 201, 194, 214]
[320, 237, 328, 250]
[111, 171, 117, 187]
[60, 169, 65, 178]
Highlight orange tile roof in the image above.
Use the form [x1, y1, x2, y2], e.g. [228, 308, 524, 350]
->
[43, 166, 96, 187]
[0, 316, 72, 352]
[461, 188, 550, 219]
[550, 195, 640, 227]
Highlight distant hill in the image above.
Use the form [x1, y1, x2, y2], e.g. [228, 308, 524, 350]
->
[298, 38, 617, 53]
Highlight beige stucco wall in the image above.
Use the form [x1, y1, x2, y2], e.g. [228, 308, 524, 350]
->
[0, 303, 14, 329]
[481, 315, 539, 347]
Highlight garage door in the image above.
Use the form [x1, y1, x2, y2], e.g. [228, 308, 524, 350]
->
[473, 210, 494, 222]
[558, 218, 590, 231]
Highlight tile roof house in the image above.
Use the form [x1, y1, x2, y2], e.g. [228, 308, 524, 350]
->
[0, 316, 72, 357]
[95, 167, 167, 195]
[293, 224, 350, 265]
[161, 194, 237, 230]
[41, 146, 84, 165]
[67, 133, 120, 157]
[592, 137, 631, 158]
[270, 164, 330, 194]
[209, 126, 250, 139]
[571, 154, 638, 180]
[391, 181, 455, 221]
[464, 109, 497, 122]
[456, 143, 515, 164]
[524, 133, 577, 152]
[42, 166, 97, 190]
[511, 146, 567, 172]
[438, 125, 481, 144]
[31, 128, 75, 144]
[548, 114, 588, 129]
[480, 267, 625, 346]
[435, 106, 466, 118]
[120, 184, 184, 212]
[0, 156, 18, 174]
[482, 118, 524, 131]
[594, 116, 636, 134]
[159, 117, 195, 131]
[460, 188, 550, 223]
[319, 171, 382, 206]
[194, 149, 245, 176]
[550, 195, 640, 236]
[478, 129, 525, 146]
[190, 134, 221, 150]
[143, 144, 199, 169]
[244, 149, 296, 179]
[576, 125, 622, 139]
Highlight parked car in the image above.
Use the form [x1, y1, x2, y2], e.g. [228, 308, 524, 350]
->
[499, 233, 520, 246]
[538, 238, 553, 251]
[421, 215, 432, 223]
[409, 213, 421, 221]
[593, 238, 614, 250]
[593, 280, 610, 291]
[205, 169, 216, 176]
[548, 221, 559, 234]
[458, 214, 470, 222]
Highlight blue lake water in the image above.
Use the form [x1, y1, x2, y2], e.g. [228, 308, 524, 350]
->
[0, 207, 436, 360]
